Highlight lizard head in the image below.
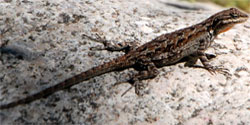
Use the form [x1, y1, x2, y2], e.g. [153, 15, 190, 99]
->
[210, 8, 248, 34]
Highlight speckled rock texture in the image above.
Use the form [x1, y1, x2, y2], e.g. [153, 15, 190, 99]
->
[0, 0, 249, 124]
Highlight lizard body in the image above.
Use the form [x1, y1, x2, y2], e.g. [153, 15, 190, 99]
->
[0, 8, 248, 109]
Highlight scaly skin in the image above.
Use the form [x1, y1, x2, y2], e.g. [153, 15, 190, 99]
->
[0, 8, 248, 109]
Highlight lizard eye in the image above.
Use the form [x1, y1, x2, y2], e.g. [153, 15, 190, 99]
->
[230, 13, 238, 18]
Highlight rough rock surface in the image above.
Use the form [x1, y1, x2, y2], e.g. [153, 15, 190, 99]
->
[0, 0, 249, 124]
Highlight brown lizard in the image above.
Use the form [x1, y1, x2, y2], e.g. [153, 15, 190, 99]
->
[0, 8, 248, 109]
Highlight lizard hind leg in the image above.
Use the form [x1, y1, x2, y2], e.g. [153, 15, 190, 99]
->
[120, 60, 159, 96]
[83, 33, 139, 53]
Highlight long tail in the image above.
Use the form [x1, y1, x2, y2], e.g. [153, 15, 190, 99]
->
[0, 55, 131, 109]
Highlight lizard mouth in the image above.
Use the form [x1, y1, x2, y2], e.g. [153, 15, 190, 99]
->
[223, 16, 248, 24]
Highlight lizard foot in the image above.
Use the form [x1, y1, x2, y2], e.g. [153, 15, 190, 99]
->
[83, 33, 139, 53]
[205, 65, 231, 77]
[189, 64, 231, 78]
[134, 80, 149, 96]
[113, 79, 148, 97]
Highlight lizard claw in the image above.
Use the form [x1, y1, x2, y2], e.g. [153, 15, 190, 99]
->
[121, 86, 133, 97]
[113, 79, 147, 97]
[206, 65, 231, 77]
[112, 80, 135, 96]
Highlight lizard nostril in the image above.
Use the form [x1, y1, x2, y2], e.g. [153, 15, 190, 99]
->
[245, 14, 249, 18]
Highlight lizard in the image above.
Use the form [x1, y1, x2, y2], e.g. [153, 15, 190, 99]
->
[0, 8, 248, 109]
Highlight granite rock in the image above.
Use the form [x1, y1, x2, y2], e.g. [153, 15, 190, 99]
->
[0, 0, 249, 124]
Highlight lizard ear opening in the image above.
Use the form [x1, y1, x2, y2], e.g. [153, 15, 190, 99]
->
[212, 18, 220, 27]
[211, 18, 221, 32]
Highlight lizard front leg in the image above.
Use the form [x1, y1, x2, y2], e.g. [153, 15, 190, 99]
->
[197, 51, 229, 75]
[183, 53, 216, 67]
[183, 52, 230, 76]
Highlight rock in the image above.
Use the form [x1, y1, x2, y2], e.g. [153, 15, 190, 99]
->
[0, 0, 249, 124]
